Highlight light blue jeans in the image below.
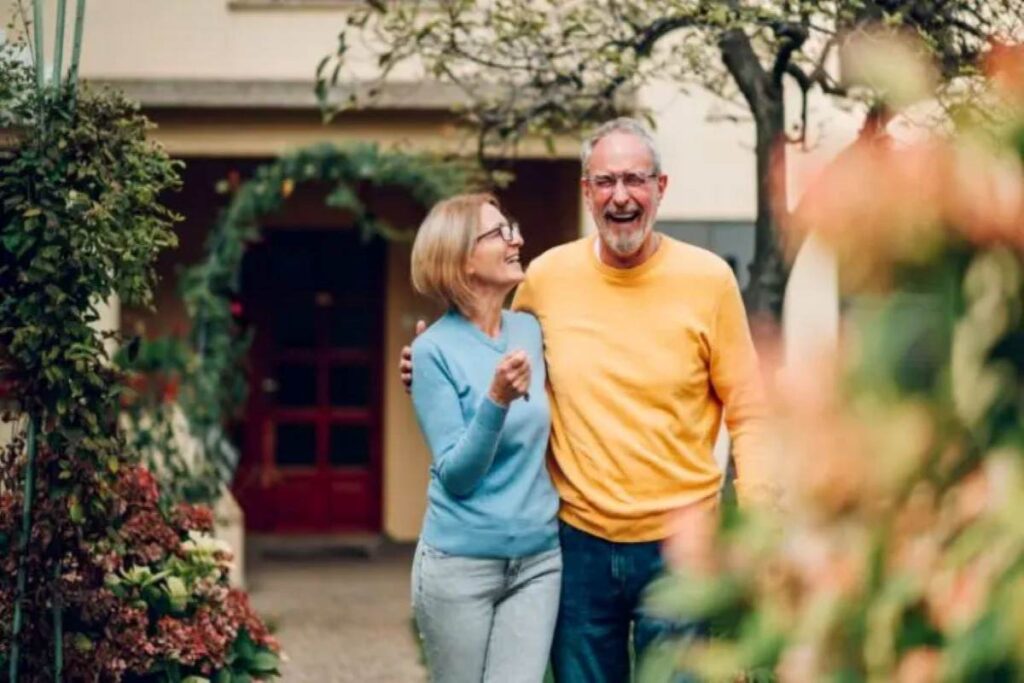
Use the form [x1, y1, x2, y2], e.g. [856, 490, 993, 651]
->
[412, 541, 562, 683]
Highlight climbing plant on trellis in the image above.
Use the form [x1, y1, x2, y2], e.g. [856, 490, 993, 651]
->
[120, 143, 478, 503]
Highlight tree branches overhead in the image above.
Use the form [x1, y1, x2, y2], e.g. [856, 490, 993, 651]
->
[318, 0, 1023, 154]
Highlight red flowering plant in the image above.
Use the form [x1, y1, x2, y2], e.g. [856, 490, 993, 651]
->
[99, 473, 280, 680]
[641, 38, 1024, 683]
[0, 441, 281, 681]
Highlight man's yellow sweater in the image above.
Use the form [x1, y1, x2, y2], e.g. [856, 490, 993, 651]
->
[512, 234, 770, 542]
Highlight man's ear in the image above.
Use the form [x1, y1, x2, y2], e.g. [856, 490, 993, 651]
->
[657, 174, 669, 196]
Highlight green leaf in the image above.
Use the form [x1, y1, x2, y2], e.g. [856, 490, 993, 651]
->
[2, 231, 23, 253]
[325, 183, 361, 212]
[636, 639, 682, 683]
[69, 498, 84, 524]
[165, 575, 190, 614]
[71, 633, 94, 653]
[234, 629, 258, 660]
[248, 651, 280, 672]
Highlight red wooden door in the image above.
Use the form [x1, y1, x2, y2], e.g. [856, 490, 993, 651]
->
[234, 228, 384, 533]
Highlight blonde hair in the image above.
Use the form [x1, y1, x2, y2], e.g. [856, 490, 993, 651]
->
[411, 193, 499, 315]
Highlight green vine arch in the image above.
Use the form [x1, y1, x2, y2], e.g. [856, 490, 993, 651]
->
[120, 142, 476, 503]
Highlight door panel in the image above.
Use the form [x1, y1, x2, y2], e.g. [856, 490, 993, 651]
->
[329, 365, 371, 406]
[329, 425, 371, 466]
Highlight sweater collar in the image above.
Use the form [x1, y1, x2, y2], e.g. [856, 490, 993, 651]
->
[446, 309, 509, 352]
[588, 233, 668, 283]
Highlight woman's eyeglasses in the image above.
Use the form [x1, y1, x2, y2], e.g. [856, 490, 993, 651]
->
[476, 221, 521, 244]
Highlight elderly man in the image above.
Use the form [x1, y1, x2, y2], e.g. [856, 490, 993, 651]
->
[404, 117, 771, 682]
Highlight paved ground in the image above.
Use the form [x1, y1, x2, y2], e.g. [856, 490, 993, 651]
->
[246, 543, 427, 682]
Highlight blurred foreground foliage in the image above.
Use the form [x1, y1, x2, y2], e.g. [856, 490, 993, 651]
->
[643, 41, 1024, 683]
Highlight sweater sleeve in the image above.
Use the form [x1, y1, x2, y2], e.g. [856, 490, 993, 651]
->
[708, 271, 777, 508]
[411, 340, 509, 498]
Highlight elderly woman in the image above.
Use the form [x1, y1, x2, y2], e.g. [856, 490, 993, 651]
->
[408, 193, 561, 683]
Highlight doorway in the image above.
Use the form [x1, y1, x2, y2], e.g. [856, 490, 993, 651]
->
[234, 228, 384, 534]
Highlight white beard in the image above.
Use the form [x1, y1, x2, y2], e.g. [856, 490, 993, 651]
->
[599, 223, 648, 257]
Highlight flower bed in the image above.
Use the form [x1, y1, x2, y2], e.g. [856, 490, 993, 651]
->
[0, 457, 280, 680]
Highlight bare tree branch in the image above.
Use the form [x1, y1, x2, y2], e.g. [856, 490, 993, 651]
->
[785, 63, 811, 147]
[770, 22, 809, 89]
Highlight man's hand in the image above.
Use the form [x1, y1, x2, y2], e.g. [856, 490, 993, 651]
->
[401, 319, 427, 393]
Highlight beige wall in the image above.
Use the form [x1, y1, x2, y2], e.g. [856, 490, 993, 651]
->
[3, 0, 383, 80]
[0, 0, 578, 158]
[0, 416, 17, 450]
[144, 109, 470, 159]
[382, 242, 437, 540]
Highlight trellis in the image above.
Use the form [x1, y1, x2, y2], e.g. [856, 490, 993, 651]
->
[132, 143, 477, 503]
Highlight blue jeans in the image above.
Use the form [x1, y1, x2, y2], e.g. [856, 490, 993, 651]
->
[412, 541, 562, 683]
[551, 522, 702, 683]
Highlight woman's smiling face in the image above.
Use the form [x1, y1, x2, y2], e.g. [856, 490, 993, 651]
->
[465, 202, 525, 293]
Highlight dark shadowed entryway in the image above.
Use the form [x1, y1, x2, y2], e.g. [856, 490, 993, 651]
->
[236, 228, 385, 534]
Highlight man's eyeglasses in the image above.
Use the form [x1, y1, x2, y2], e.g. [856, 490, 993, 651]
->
[583, 172, 659, 191]
[476, 221, 521, 244]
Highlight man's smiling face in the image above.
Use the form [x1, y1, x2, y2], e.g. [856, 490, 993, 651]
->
[582, 131, 667, 260]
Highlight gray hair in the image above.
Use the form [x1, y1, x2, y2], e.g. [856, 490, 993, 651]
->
[580, 117, 661, 175]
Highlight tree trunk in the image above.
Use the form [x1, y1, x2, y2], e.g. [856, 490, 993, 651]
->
[742, 93, 788, 320]
[717, 26, 790, 321]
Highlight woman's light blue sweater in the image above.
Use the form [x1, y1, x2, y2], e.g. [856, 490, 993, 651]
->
[411, 309, 558, 558]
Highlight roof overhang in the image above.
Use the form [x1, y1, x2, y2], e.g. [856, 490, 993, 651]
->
[4, 79, 588, 159]
[83, 78, 472, 112]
